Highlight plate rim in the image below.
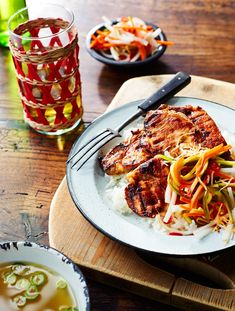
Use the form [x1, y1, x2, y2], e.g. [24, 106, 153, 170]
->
[67, 96, 235, 256]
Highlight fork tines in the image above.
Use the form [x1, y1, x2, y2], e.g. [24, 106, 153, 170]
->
[67, 128, 120, 170]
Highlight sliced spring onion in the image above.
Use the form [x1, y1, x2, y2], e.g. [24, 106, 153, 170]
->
[15, 278, 30, 290]
[24, 284, 40, 300]
[12, 265, 30, 276]
[31, 272, 46, 286]
[4, 273, 17, 285]
[56, 279, 67, 289]
[13, 295, 27, 307]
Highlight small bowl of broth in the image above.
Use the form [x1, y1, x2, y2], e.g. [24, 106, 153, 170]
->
[0, 241, 90, 311]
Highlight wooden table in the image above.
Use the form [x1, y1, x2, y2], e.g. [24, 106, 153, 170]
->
[0, 0, 235, 310]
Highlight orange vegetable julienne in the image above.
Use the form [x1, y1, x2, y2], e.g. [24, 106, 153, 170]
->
[195, 144, 231, 177]
[156, 40, 174, 46]
[133, 41, 147, 60]
[183, 211, 205, 217]
[190, 175, 210, 210]
[179, 196, 191, 203]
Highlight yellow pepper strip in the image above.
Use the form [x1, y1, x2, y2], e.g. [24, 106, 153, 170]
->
[170, 156, 185, 188]
[195, 144, 231, 178]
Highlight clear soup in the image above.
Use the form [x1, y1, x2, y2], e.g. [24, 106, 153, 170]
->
[0, 262, 78, 311]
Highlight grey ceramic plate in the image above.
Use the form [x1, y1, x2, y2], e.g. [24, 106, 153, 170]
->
[67, 97, 235, 256]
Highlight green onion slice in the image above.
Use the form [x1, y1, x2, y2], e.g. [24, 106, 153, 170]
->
[15, 278, 30, 290]
[12, 265, 30, 276]
[13, 295, 27, 307]
[31, 272, 46, 286]
[25, 285, 40, 300]
[4, 273, 17, 285]
[56, 279, 67, 289]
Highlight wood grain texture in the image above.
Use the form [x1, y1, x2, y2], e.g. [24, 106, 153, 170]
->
[49, 75, 235, 310]
[1, 0, 235, 309]
[172, 279, 235, 311]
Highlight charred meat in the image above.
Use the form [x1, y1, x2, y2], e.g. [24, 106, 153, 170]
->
[158, 105, 228, 150]
[101, 129, 152, 175]
[101, 105, 229, 175]
[101, 106, 204, 175]
[125, 157, 169, 217]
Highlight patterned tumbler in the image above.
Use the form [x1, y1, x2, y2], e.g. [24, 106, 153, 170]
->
[8, 4, 83, 135]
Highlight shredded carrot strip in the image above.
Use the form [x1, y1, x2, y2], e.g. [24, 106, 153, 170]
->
[156, 40, 174, 46]
[195, 144, 231, 177]
[183, 211, 205, 217]
[133, 41, 146, 60]
[190, 183, 205, 210]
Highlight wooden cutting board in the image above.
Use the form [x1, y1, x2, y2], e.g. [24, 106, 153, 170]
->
[49, 74, 235, 311]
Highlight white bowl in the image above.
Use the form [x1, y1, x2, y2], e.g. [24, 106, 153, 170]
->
[0, 241, 90, 310]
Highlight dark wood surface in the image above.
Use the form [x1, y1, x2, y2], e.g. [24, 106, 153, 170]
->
[0, 0, 235, 310]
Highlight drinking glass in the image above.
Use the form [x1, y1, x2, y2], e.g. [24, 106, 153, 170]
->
[8, 4, 83, 135]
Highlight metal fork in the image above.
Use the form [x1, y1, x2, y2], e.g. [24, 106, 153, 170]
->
[67, 72, 191, 170]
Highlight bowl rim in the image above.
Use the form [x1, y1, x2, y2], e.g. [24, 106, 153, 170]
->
[86, 19, 167, 67]
[0, 240, 91, 311]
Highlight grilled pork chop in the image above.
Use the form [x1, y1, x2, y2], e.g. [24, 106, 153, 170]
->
[125, 157, 169, 217]
[158, 105, 228, 150]
[101, 107, 202, 175]
[102, 105, 227, 175]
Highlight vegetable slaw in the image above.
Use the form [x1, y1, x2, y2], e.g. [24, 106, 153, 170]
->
[155, 144, 235, 242]
[90, 16, 173, 62]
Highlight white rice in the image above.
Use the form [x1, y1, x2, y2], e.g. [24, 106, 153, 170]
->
[104, 175, 131, 215]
